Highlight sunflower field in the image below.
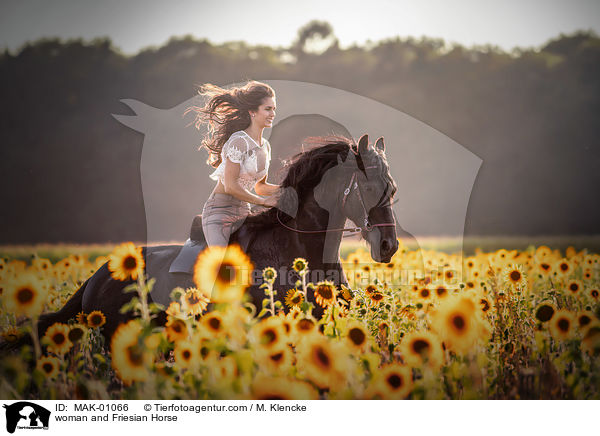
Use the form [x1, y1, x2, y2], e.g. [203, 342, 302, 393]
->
[0, 240, 599, 400]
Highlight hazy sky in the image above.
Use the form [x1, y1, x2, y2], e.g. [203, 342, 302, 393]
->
[1, 0, 599, 54]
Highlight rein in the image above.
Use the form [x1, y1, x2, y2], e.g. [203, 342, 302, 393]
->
[276, 165, 396, 235]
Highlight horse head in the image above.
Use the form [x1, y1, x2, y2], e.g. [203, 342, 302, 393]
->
[314, 134, 398, 263]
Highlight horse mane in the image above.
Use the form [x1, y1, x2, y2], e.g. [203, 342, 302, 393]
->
[238, 135, 363, 235]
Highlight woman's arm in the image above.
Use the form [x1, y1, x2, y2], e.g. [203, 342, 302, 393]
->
[223, 158, 267, 205]
[254, 174, 280, 196]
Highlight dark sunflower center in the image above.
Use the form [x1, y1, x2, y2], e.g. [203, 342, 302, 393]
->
[182, 350, 191, 360]
[420, 289, 430, 298]
[90, 315, 102, 325]
[592, 290, 599, 298]
[541, 263, 550, 271]
[452, 315, 466, 331]
[68, 328, 84, 342]
[187, 293, 200, 305]
[569, 283, 579, 292]
[270, 352, 284, 362]
[52, 333, 65, 345]
[318, 286, 333, 299]
[436, 287, 448, 296]
[126, 345, 144, 366]
[579, 315, 591, 327]
[372, 293, 383, 301]
[315, 347, 330, 367]
[480, 299, 490, 312]
[262, 329, 277, 345]
[292, 295, 301, 304]
[349, 327, 366, 346]
[557, 318, 570, 332]
[42, 362, 54, 373]
[510, 271, 521, 281]
[17, 288, 34, 304]
[123, 255, 137, 271]
[387, 374, 403, 389]
[217, 262, 236, 283]
[298, 319, 314, 331]
[536, 305, 555, 322]
[412, 339, 430, 355]
[209, 317, 221, 330]
[560, 263, 568, 271]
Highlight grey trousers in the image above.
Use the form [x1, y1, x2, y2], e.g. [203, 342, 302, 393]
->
[201, 193, 251, 247]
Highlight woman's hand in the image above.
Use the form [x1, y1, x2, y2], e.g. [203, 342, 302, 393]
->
[261, 193, 280, 208]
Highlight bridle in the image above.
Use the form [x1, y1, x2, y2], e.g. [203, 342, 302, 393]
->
[276, 165, 397, 235]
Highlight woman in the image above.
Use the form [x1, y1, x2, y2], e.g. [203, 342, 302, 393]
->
[186, 80, 280, 247]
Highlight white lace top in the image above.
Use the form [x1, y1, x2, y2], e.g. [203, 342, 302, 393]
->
[209, 130, 271, 192]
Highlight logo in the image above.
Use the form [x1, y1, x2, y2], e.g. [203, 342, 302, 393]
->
[3, 402, 50, 433]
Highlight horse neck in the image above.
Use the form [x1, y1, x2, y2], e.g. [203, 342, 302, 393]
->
[291, 192, 346, 266]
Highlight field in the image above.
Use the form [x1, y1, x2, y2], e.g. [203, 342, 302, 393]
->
[0, 236, 599, 400]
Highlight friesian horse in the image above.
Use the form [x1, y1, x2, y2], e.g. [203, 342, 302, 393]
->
[17, 134, 399, 345]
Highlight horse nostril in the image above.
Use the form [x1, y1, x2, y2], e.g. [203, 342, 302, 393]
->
[381, 239, 390, 253]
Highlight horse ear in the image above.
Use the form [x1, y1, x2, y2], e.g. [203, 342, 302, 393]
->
[358, 134, 370, 154]
[375, 136, 385, 152]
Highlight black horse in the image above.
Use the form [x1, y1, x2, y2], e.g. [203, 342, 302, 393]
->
[23, 134, 399, 344]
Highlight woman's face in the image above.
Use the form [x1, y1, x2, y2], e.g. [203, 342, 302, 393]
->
[251, 97, 276, 128]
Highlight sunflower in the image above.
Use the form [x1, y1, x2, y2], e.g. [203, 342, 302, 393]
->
[369, 291, 385, 304]
[576, 311, 597, 331]
[165, 317, 189, 343]
[173, 340, 201, 370]
[293, 318, 316, 342]
[314, 280, 336, 308]
[565, 279, 583, 297]
[200, 312, 226, 337]
[292, 257, 308, 273]
[250, 374, 318, 400]
[284, 289, 304, 308]
[535, 302, 556, 322]
[587, 288, 600, 302]
[554, 258, 572, 278]
[430, 295, 491, 355]
[86, 310, 106, 329]
[2, 273, 47, 318]
[42, 323, 73, 355]
[502, 264, 527, 290]
[110, 320, 152, 385]
[253, 344, 294, 375]
[262, 267, 277, 283]
[399, 330, 444, 370]
[417, 287, 433, 302]
[182, 288, 210, 316]
[107, 242, 145, 281]
[249, 316, 287, 350]
[581, 324, 600, 356]
[68, 324, 86, 344]
[366, 364, 413, 399]
[343, 320, 370, 352]
[295, 333, 351, 390]
[549, 309, 576, 341]
[582, 269, 593, 281]
[37, 355, 60, 379]
[536, 261, 553, 278]
[193, 244, 253, 304]
[75, 311, 88, 326]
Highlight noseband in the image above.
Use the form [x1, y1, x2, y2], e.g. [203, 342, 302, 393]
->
[276, 165, 396, 235]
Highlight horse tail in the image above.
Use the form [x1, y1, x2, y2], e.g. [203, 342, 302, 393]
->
[0, 276, 89, 355]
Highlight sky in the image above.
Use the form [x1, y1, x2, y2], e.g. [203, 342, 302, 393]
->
[1, 0, 599, 54]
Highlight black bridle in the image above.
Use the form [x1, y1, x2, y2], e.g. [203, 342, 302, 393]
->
[276, 165, 396, 235]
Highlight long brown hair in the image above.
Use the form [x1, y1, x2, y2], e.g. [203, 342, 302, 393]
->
[184, 80, 275, 168]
